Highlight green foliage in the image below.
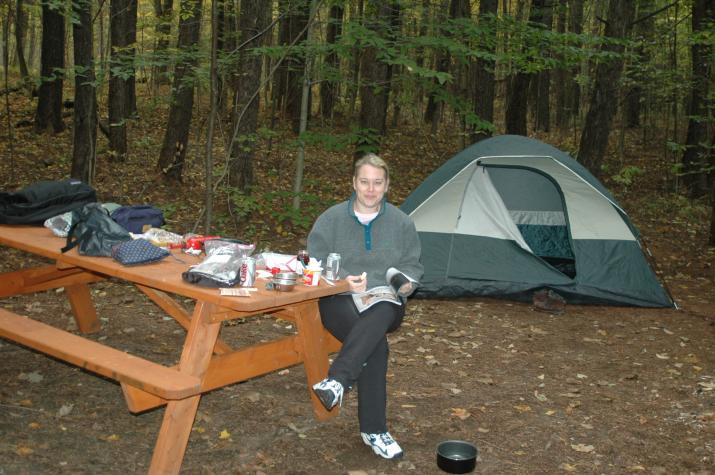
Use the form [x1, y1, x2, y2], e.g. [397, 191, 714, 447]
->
[161, 203, 178, 223]
[226, 185, 334, 235]
[263, 190, 326, 232]
[228, 188, 260, 221]
[611, 165, 645, 187]
[641, 193, 710, 224]
[298, 130, 356, 152]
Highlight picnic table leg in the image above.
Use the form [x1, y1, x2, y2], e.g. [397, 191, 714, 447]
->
[65, 283, 100, 334]
[292, 300, 338, 421]
[148, 301, 220, 475]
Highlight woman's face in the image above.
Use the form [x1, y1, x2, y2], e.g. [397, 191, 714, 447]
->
[353, 164, 388, 213]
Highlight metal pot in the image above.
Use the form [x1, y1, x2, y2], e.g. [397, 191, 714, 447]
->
[274, 272, 300, 281]
[436, 440, 477, 474]
[272, 278, 296, 292]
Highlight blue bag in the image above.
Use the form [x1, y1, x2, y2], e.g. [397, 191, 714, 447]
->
[111, 205, 165, 234]
[112, 239, 169, 266]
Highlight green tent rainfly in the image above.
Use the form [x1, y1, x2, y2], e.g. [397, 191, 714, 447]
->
[401, 135, 674, 308]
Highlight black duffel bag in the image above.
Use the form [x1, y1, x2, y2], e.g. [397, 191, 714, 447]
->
[62, 203, 131, 256]
[0, 179, 97, 225]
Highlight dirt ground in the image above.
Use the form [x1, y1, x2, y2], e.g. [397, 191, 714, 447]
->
[0, 232, 713, 474]
[0, 118, 714, 473]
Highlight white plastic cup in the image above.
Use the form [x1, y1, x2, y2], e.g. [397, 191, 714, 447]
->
[303, 267, 322, 286]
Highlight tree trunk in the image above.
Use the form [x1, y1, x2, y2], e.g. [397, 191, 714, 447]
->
[553, 0, 567, 129]
[681, 0, 713, 198]
[286, 2, 309, 133]
[625, 0, 655, 129]
[577, 0, 635, 176]
[471, 0, 497, 143]
[228, 0, 270, 191]
[505, 73, 529, 135]
[157, 0, 202, 182]
[71, 0, 97, 183]
[505, 0, 546, 136]
[272, 0, 291, 115]
[348, 0, 364, 115]
[709, 178, 715, 246]
[424, 0, 450, 129]
[126, 0, 137, 116]
[27, 8, 37, 69]
[215, 0, 231, 115]
[152, 0, 173, 86]
[15, 0, 29, 81]
[357, 0, 398, 154]
[292, 0, 319, 210]
[319, 4, 343, 121]
[565, 0, 584, 123]
[108, 0, 128, 160]
[534, 0, 553, 132]
[34, 2, 64, 134]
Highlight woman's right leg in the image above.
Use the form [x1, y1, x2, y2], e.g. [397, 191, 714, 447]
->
[318, 296, 402, 388]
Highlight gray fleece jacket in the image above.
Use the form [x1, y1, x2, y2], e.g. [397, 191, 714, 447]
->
[307, 195, 423, 291]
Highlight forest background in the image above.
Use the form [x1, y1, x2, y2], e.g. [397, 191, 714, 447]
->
[1, 1, 715, 473]
[0, 0, 713, 246]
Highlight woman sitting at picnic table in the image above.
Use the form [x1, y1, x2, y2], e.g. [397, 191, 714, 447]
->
[307, 153, 423, 459]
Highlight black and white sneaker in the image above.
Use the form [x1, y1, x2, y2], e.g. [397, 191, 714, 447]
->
[361, 431, 404, 459]
[312, 378, 343, 410]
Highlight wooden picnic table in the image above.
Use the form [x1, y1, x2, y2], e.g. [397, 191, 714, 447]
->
[0, 225, 348, 474]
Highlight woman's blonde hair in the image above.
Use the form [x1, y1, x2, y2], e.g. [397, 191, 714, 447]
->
[353, 153, 390, 182]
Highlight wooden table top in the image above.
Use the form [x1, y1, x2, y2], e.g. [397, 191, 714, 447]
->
[0, 225, 348, 313]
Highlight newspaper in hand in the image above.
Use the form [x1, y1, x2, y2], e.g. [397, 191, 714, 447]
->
[352, 267, 419, 313]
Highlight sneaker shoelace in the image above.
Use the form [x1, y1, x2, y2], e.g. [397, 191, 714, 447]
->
[333, 381, 344, 407]
[379, 433, 395, 446]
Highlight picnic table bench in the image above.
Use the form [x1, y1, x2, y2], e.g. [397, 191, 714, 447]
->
[0, 225, 347, 474]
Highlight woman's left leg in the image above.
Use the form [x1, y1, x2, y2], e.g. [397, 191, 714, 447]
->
[357, 335, 389, 433]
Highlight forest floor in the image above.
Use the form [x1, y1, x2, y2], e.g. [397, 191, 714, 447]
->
[0, 92, 714, 474]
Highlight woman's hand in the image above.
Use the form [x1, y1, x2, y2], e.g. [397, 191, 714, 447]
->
[346, 272, 367, 293]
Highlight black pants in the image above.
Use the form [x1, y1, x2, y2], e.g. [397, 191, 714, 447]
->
[318, 294, 405, 434]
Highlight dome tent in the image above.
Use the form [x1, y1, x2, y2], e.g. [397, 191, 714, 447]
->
[401, 135, 673, 307]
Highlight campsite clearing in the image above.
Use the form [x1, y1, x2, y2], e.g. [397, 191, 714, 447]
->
[1, 127, 713, 473]
[0, 222, 713, 474]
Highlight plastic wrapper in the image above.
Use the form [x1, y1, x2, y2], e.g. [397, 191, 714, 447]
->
[44, 211, 73, 237]
[204, 238, 255, 258]
[182, 246, 244, 287]
[134, 228, 183, 247]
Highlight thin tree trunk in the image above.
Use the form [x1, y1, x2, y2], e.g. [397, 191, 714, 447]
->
[681, 0, 713, 197]
[293, 0, 319, 210]
[152, 0, 173, 86]
[126, 0, 137, 116]
[357, 0, 398, 154]
[286, 1, 309, 133]
[108, 0, 128, 160]
[505, 0, 540, 136]
[625, 0, 655, 128]
[424, 0, 450, 129]
[3, 0, 15, 181]
[70, 0, 97, 183]
[471, 0, 497, 143]
[228, 0, 270, 192]
[566, 0, 584, 124]
[15, 0, 29, 81]
[578, 0, 636, 176]
[534, 0, 553, 132]
[554, 0, 567, 129]
[709, 179, 715, 246]
[272, 0, 291, 115]
[34, 2, 64, 134]
[319, 4, 343, 121]
[157, 0, 202, 181]
[348, 0, 364, 116]
[204, 0, 219, 233]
